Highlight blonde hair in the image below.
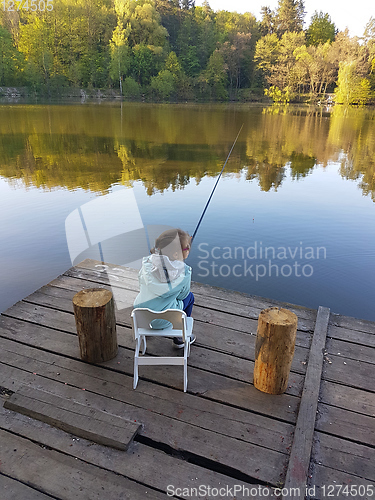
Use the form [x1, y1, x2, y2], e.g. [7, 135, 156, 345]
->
[151, 228, 190, 260]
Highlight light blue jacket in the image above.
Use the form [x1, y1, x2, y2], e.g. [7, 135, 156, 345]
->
[133, 254, 192, 328]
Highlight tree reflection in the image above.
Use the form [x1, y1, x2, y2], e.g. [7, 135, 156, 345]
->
[0, 104, 374, 200]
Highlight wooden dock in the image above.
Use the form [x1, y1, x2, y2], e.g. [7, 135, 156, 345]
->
[0, 259, 374, 499]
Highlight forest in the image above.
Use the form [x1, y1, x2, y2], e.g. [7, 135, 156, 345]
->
[1, 0, 375, 103]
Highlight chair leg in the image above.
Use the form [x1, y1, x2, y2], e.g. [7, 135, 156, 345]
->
[133, 358, 139, 389]
[134, 338, 141, 389]
[184, 358, 188, 392]
[141, 335, 147, 355]
[184, 342, 188, 392]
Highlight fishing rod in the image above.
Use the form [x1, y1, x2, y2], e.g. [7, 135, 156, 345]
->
[191, 123, 244, 244]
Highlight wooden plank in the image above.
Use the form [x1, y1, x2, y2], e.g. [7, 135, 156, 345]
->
[316, 403, 375, 447]
[0, 428, 166, 500]
[330, 313, 375, 335]
[320, 380, 375, 417]
[0, 401, 264, 500]
[326, 337, 375, 364]
[4, 386, 141, 450]
[0, 311, 305, 397]
[322, 353, 375, 392]
[314, 432, 375, 481]
[0, 300, 307, 393]
[0, 353, 295, 456]
[328, 324, 375, 348]
[27, 281, 312, 350]
[0, 341, 291, 484]
[0, 314, 81, 356]
[0, 332, 300, 433]
[1, 300, 77, 335]
[283, 306, 330, 499]
[0, 473, 54, 500]
[0, 309, 303, 402]
[309, 465, 375, 500]
[16, 286, 311, 376]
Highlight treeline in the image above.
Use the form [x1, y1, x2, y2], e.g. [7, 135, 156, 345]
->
[1, 0, 375, 102]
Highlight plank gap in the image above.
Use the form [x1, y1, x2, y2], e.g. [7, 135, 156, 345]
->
[321, 374, 375, 394]
[135, 434, 272, 487]
[0, 472, 58, 500]
[314, 427, 375, 450]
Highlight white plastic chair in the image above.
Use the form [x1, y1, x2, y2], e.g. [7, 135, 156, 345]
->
[131, 308, 194, 392]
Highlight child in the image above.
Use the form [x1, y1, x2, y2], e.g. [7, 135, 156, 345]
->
[133, 228, 195, 348]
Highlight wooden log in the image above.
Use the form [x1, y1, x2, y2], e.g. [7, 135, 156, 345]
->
[254, 307, 298, 394]
[72, 288, 118, 363]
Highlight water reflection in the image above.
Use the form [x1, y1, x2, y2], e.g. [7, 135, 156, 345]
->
[0, 103, 374, 200]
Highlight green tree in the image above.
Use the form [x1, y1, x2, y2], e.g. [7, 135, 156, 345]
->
[294, 41, 336, 95]
[115, 0, 168, 48]
[306, 11, 336, 46]
[275, 0, 305, 36]
[259, 6, 275, 37]
[215, 11, 258, 89]
[123, 76, 141, 97]
[218, 32, 252, 95]
[164, 50, 182, 77]
[155, 0, 182, 53]
[114, 0, 168, 85]
[0, 27, 23, 85]
[334, 61, 372, 105]
[176, 14, 200, 76]
[199, 49, 228, 100]
[194, 3, 218, 70]
[328, 30, 370, 93]
[264, 85, 292, 103]
[255, 31, 305, 92]
[150, 50, 184, 99]
[18, 15, 54, 88]
[150, 69, 176, 98]
[364, 18, 375, 91]
[132, 43, 162, 84]
[254, 33, 280, 77]
[110, 22, 131, 92]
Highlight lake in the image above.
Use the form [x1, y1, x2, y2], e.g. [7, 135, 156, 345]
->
[1, 102, 374, 321]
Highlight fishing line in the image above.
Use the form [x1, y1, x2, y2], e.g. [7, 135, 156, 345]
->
[191, 123, 244, 244]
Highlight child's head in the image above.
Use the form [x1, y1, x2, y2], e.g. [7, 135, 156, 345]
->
[151, 228, 191, 261]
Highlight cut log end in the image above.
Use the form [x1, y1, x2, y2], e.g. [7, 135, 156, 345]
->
[72, 288, 113, 308]
[259, 307, 298, 327]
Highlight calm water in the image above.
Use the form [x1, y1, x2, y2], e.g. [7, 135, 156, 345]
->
[1, 102, 375, 321]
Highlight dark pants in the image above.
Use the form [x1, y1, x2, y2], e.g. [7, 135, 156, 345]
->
[182, 292, 194, 317]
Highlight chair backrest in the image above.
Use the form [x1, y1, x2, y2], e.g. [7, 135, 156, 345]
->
[132, 308, 187, 340]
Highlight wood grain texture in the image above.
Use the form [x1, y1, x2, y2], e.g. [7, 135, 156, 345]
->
[254, 307, 298, 394]
[73, 288, 118, 363]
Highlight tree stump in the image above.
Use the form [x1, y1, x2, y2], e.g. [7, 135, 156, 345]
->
[253, 307, 298, 395]
[72, 288, 118, 363]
